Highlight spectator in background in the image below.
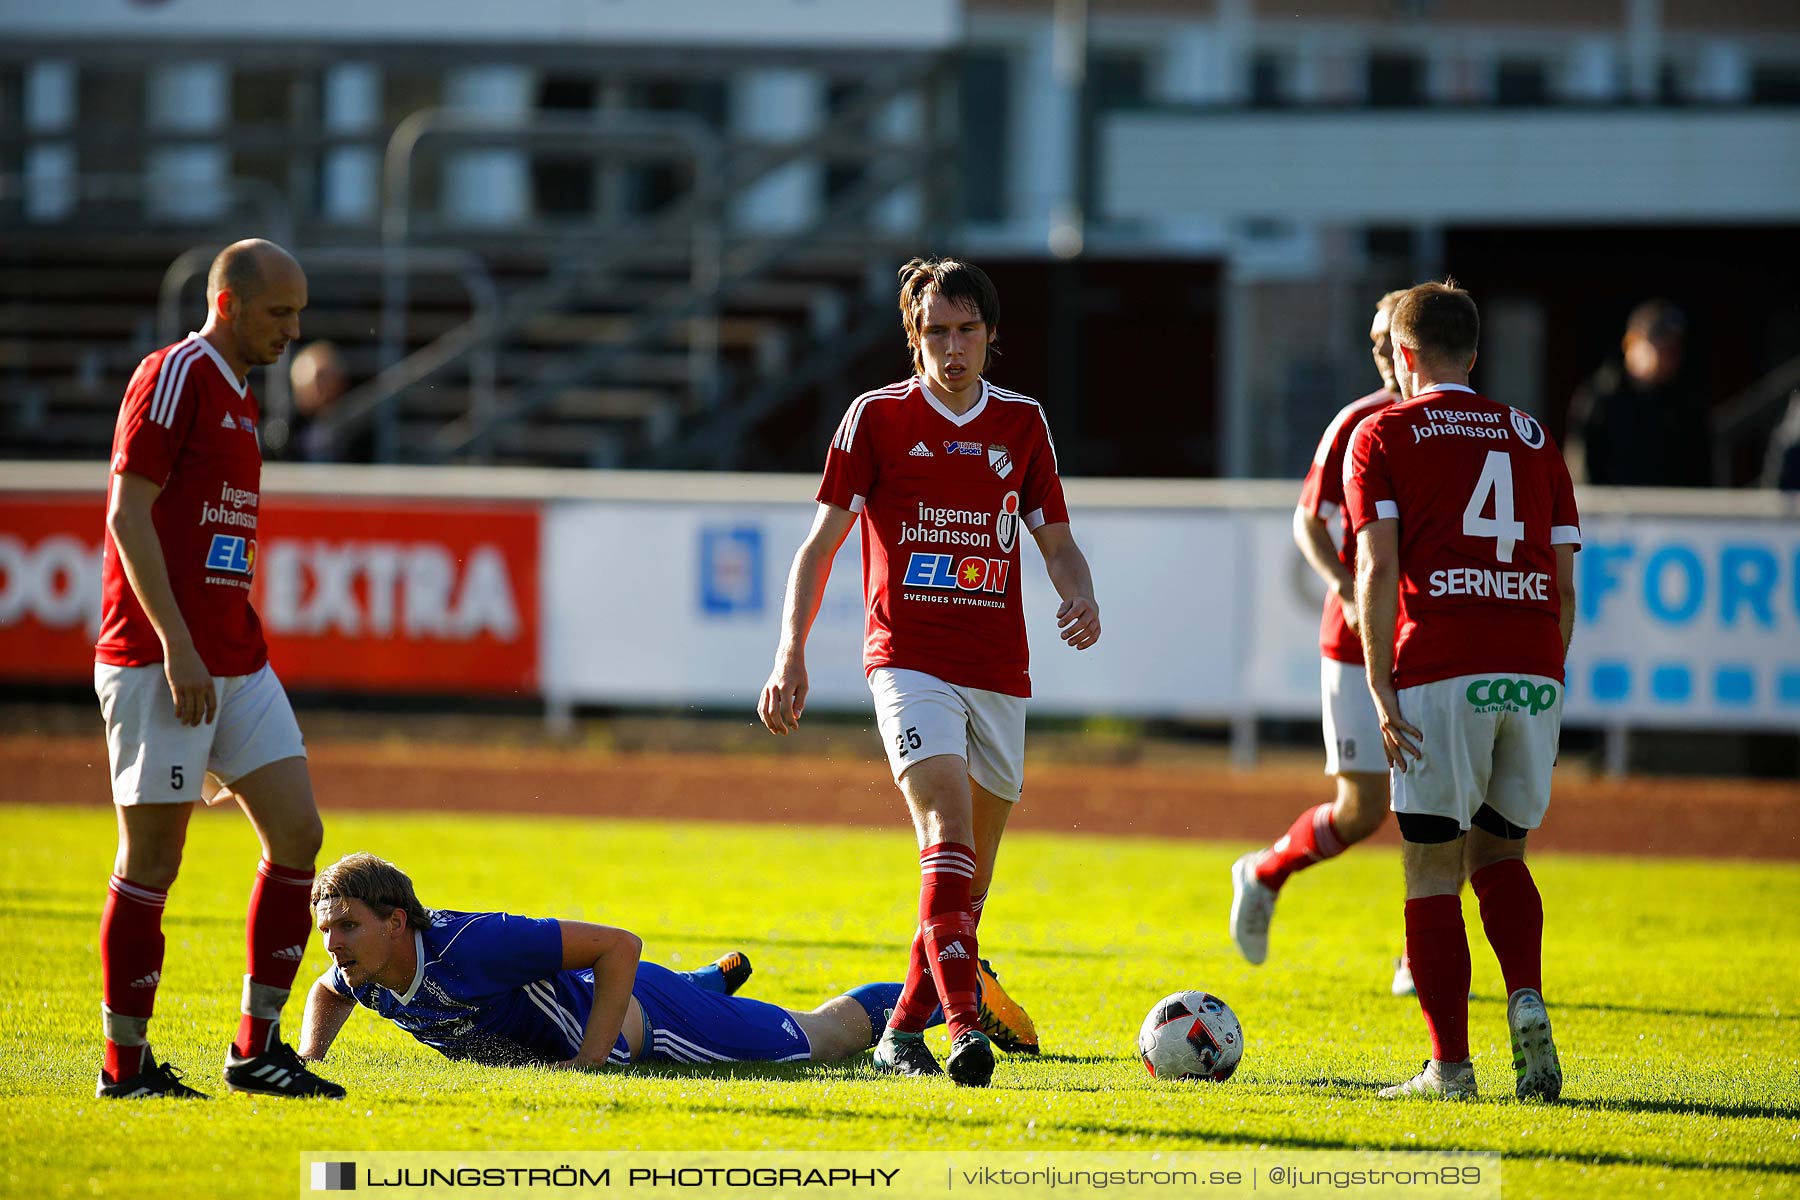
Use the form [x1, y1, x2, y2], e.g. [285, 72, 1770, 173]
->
[274, 341, 372, 463]
[1762, 391, 1800, 491]
[1565, 300, 1711, 487]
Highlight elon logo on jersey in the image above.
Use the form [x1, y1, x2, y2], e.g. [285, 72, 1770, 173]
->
[903, 552, 1011, 595]
[987, 444, 1013, 479]
[995, 491, 1020, 553]
[205, 534, 256, 576]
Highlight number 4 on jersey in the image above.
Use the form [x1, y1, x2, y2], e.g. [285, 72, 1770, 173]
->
[1462, 450, 1525, 563]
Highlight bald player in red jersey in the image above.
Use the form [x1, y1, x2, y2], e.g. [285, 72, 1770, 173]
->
[1231, 290, 1410, 991]
[1345, 280, 1577, 1103]
[93, 239, 343, 1100]
[758, 257, 1101, 1088]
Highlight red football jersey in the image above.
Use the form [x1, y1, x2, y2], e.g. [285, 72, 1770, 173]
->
[1297, 387, 1398, 665]
[96, 334, 269, 677]
[1343, 385, 1580, 690]
[817, 377, 1070, 697]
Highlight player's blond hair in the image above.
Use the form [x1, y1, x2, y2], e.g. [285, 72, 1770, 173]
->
[312, 852, 432, 931]
[897, 256, 1001, 375]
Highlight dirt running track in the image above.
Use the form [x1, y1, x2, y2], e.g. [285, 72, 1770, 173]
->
[5, 735, 1797, 861]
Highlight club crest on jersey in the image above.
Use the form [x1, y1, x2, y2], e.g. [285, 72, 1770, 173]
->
[943, 440, 982, 456]
[204, 534, 256, 576]
[1510, 409, 1545, 449]
[995, 491, 1020, 553]
[902, 552, 1011, 595]
[987, 444, 1013, 479]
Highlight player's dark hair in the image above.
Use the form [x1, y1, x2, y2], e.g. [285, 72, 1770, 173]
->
[312, 852, 432, 931]
[897, 256, 1000, 375]
[1391, 279, 1479, 366]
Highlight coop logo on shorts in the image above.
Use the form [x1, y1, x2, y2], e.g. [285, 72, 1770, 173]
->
[1466, 677, 1558, 715]
[204, 534, 256, 577]
[1510, 409, 1545, 449]
[987, 444, 1013, 479]
[995, 491, 1020, 553]
[310, 1161, 356, 1191]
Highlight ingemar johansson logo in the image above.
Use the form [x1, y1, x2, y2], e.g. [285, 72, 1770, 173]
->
[311, 1161, 355, 1191]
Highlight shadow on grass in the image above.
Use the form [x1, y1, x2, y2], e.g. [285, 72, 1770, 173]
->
[638, 932, 1116, 963]
[1289, 1076, 1800, 1123]
[603, 1060, 862, 1085]
[9, 904, 241, 929]
[1555, 998, 1789, 1024]
[1562, 1096, 1800, 1122]
[579, 1087, 1800, 1177]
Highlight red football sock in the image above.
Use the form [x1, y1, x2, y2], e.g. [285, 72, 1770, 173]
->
[234, 859, 315, 1057]
[888, 926, 939, 1034]
[1404, 895, 1471, 1063]
[1471, 859, 1544, 997]
[886, 853, 986, 1035]
[1253, 803, 1348, 891]
[915, 842, 981, 1040]
[101, 874, 168, 1080]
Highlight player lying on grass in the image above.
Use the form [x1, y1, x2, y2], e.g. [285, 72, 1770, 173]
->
[296, 853, 1036, 1070]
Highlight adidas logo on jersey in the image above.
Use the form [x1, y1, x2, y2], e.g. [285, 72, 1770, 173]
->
[221, 413, 238, 429]
[938, 941, 971, 963]
[909, 441, 934, 457]
[272, 945, 306, 963]
[130, 971, 161, 989]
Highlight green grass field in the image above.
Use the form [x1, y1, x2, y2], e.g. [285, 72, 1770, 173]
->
[2, 802, 1796, 1199]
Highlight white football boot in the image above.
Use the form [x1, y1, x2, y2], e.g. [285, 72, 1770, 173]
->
[1379, 1058, 1478, 1100]
[1508, 988, 1563, 1102]
[1391, 955, 1416, 997]
[1228, 853, 1276, 965]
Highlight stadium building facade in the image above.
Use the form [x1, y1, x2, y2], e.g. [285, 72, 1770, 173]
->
[2, 0, 1797, 479]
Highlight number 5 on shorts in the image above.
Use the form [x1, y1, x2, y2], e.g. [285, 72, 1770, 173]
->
[171, 765, 184, 790]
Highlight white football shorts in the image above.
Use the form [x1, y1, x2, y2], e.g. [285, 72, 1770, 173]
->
[1389, 672, 1563, 832]
[868, 666, 1027, 803]
[1320, 656, 1385, 776]
[95, 661, 307, 807]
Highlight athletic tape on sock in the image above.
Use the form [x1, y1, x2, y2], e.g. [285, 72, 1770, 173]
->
[242, 976, 291, 1020]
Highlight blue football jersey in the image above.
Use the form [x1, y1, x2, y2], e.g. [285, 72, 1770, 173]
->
[329, 909, 630, 1067]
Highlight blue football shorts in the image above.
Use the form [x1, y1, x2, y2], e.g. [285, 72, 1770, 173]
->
[629, 963, 812, 1066]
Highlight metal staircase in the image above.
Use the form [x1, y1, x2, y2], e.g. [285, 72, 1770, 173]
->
[323, 53, 952, 469]
[0, 49, 954, 471]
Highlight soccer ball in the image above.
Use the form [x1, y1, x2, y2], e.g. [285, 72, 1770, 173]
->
[1137, 991, 1242, 1081]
